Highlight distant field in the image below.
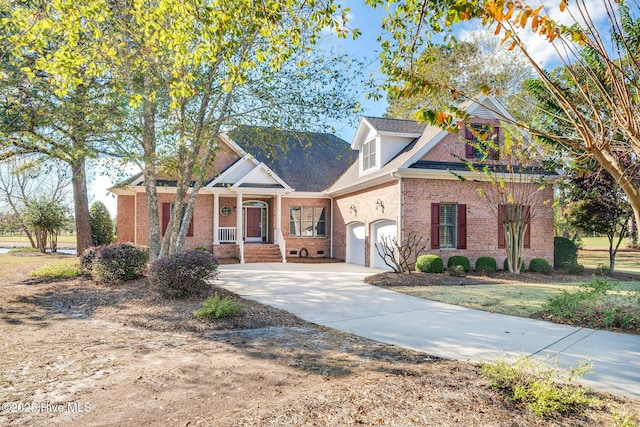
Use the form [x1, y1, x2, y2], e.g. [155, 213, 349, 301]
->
[0, 235, 76, 245]
[580, 236, 630, 250]
[578, 250, 640, 274]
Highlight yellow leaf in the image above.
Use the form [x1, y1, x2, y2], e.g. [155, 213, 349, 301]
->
[559, 0, 567, 12]
[531, 15, 539, 32]
[508, 40, 518, 50]
[505, 2, 514, 19]
[532, 5, 543, 15]
[494, 23, 502, 35]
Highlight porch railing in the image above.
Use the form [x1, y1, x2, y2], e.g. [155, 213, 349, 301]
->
[218, 227, 237, 243]
[275, 227, 286, 263]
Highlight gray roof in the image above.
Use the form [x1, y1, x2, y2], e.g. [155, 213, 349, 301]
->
[364, 116, 428, 135]
[229, 127, 357, 192]
[409, 160, 554, 175]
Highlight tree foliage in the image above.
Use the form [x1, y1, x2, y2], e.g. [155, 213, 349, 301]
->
[89, 201, 114, 246]
[23, 197, 69, 253]
[367, 0, 640, 232]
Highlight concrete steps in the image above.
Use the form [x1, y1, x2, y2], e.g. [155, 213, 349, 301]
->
[243, 244, 282, 263]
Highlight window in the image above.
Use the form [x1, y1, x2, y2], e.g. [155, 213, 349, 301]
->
[498, 204, 530, 249]
[362, 140, 377, 170]
[162, 203, 194, 237]
[220, 205, 231, 216]
[465, 123, 499, 160]
[431, 203, 467, 249]
[290, 206, 326, 237]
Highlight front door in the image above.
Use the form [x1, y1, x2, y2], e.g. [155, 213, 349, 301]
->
[245, 207, 263, 241]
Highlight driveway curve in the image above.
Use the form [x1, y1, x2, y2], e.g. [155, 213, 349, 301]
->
[217, 263, 640, 399]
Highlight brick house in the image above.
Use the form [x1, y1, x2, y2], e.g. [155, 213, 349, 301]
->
[112, 96, 555, 267]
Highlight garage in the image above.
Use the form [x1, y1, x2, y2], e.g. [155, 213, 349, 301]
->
[346, 222, 365, 265]
[370, 220, 397, 270]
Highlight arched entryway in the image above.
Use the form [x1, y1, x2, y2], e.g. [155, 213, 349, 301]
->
[346, 222, 365, 265]
[243, 201, 267, 242]
[370, 219, 397, 270]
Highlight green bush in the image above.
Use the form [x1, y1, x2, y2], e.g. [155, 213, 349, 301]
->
[89, 201, 114, 246]
[503, 257, 525, 272]
[481, 357, 598, 417]
[529, 258, 553, 275]
[149, 249, 218, 299]
[194, 293, 242, 319]
[475, 256, 497, 273]
[566, 263, 585, 275]
[416, 255, 443, 273]
[448, 265, 466, 277]
[596, 264, 611, 276]
[447, 255, 471, 272]
[29, 259, 81, 279]
[554, 237, 579, 269]
[543, 278, 640, 329]
[91, 243, 148, 284]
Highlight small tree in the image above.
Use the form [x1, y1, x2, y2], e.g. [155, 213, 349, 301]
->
[375, 234, 428, 273]
[461, 127, 554, 273]
[89, 201, 114, 246]
[23, 198, 69, 253]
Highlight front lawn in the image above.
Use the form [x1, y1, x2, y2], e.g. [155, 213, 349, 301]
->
[366, 271, 640, 334]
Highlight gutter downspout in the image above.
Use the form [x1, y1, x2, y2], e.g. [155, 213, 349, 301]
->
[391, 172, 402, 244]
[328, 192, 334, 259]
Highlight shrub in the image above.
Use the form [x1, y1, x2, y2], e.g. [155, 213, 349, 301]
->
[29, 259, 81, 279]
[415, 255, 443, 273]
[449, 265, 466, 277]
[91, 243, 148, 284]
[503, 257, 525, 272]
[89, 201, 114, 246]
[194, 246, 209, 252]
[447, 255, 471, 272]
[149, 249, 218, 299]
[80, 246, 99, 277]
[194, 293, 242, 319]
[529, 258, 553, 275]
[475, 256, 497, 273]
[566, 263, 585, 275]
[596, 264, 611, 276]
[481, 357, 598, 417]
[554, 237, 579, 269]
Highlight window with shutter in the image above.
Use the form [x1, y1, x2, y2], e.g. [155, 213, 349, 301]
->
[465, 123, 500, 160]
[162, 202, 194, 237]
[432, 203, 467, 249]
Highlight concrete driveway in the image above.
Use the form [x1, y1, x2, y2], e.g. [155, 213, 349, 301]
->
[216, 263, 640, 399]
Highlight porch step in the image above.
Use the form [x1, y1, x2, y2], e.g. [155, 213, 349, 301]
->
[243, 244, 283, 263]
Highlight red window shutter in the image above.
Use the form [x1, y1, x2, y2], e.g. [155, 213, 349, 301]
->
[162, 203, 171, 236]
[498, 204, 506, 249]
[457, 204, 467, 249]
[187, 214, 194, 237]
[524, 206, 531, 248]
[431, 203, 440, 249]
[490, 127, 500, 160]
[464, 126, 475, 159]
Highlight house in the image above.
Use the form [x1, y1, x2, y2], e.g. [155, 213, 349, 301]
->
[112, 96, 556, 267]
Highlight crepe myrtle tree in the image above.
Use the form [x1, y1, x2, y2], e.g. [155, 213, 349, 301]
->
[29, 0, 364, 260]
[458, 126, 554, 273]
[366, 0, 640, 238]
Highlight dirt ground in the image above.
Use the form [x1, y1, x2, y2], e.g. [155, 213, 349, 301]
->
[1, 259, 639, 426]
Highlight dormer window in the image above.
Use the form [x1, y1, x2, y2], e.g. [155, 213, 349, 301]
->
[362, 139, 377, 170]
[465, 123, 499, 160]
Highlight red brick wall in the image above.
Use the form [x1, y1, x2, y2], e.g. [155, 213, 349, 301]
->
[401, 178, 555, 267]
[282, 197, 332, 258]
[422, 118, 503, 163]
[333, 182, 400, 264]
[116, 195, 135, 243]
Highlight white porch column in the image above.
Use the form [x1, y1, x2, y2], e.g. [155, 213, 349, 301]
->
[236, 192, 244, 264]
[213, 192, 220, 244]
[275, 194, 282, 243]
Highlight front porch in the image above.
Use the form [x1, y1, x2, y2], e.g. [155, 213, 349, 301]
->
[211, 192, 287, 264]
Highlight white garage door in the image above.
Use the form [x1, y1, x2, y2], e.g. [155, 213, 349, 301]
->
[371, 220, 397, 270]
[346, 222, 365, 266]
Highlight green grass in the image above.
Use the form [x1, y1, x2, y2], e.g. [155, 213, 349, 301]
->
[0, 253, 71, 280]
[29, 259, 81, 279]
[393, 282, 582, 317]
[0, 234, 77, 244]
[580, 236, 630, 250]
[578, 250, 640, 274]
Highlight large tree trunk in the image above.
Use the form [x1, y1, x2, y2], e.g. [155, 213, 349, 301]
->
[71, 158, 93, 257]
[141, 72, 161, 262]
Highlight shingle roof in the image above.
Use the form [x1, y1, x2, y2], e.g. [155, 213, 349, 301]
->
[364, 116, 428, 134]
[229, 127, 357, 192]
[409, 160, 553, 175]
